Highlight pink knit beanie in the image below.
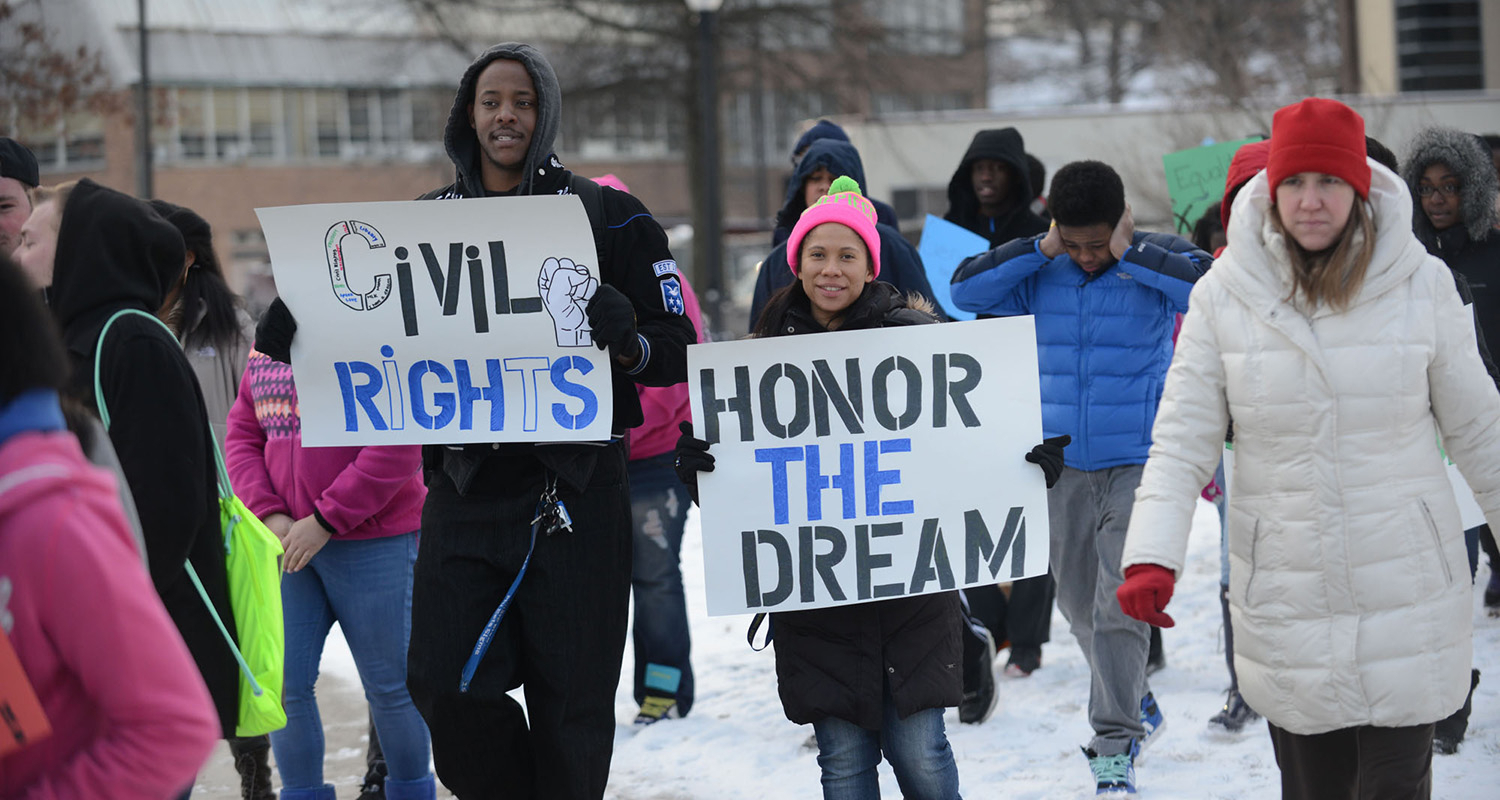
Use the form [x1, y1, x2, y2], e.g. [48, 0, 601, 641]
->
[786, 175, 882, 278]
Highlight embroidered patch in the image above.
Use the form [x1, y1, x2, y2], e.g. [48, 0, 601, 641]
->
[653, 259, 679, 278]
[660, 276, 685, 315]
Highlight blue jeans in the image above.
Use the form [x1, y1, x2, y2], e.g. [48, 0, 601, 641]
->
[811, 681, 961, 800]
[270, 532, 432, 790]
[628, 453, 694, 714]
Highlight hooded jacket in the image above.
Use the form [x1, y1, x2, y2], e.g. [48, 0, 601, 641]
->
[772, 139, 899, 246]
[0, 426, 219, 798]
[752, 139, 939, 332]
[1403, 127, 1500, 356]
[1221, 140, 1271, 232]
[1123, 161, 1500, 735]
[950, 229, 1211, 470]
[944, 128, 1049, 248]
[757, 282, 963, 729]
[47, 179, 239, 736]
[418, 43, 696, 493]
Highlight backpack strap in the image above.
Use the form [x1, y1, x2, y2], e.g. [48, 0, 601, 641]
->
[93, 309, 258, 689]
[567, 173, 607, 266]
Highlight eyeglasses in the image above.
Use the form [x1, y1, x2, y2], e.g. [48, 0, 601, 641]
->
[1418, 183, 1461, 198]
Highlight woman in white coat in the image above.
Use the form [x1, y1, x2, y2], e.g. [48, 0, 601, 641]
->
[1115, 97, 1500, 799]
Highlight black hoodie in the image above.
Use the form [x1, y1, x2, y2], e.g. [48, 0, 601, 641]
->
[944, 128, 1049, 248]
[772, 139, 899, 246]
[418, 43, 696, 492]
[49, 178, 239, 736]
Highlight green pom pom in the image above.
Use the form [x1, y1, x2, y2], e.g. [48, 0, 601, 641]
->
[828, 175, 862, 196]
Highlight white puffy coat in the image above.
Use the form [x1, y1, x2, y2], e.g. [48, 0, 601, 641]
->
[1123, 161, 1500, 736]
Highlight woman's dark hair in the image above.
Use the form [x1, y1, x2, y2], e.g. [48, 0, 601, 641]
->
[0, 251, 69, 403]
[1365, 136, 1399, 174]
[753, 283, 800, 338]
[1191, 203, 1224, 252]
[1048, 160, 1126, 227]
[149, 199, 244, 352]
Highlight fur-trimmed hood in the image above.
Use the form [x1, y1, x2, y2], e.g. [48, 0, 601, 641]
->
[1403, 126, 1498, 243]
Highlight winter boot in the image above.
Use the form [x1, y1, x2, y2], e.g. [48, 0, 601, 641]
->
[959, 625, 999, 724]
[229, 735, 277, 800]
[634, 663, 683, 725]
[383, 774, 438, 800]
[358, 714, 386, 800]
[1433, 669, 1481, 755]
[1207, 688, 1261, 735]
[278, 786, 336, 800]
[1138, 692, 1166, 752]
[1004, 643, 1042, 677]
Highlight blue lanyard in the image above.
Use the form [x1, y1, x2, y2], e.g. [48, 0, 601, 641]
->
[459, 479, 568, 692]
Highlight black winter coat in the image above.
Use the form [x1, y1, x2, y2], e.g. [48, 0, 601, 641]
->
[759, 281, 964, 730]
[944, 128, 1049, 249]
[50, 179, 239, 736]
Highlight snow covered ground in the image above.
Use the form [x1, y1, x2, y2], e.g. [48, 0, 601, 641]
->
[293, 497, 1500, 798]
[598, 498, 1500, 799]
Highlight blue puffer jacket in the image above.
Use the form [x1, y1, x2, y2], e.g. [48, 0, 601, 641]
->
[950, 231, 1211, 470]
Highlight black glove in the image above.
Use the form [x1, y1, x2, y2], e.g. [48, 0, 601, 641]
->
[254, 297, 297, 364]
[674, 420, 715, 505]
[1025, 434, 1071, 489]
[586, 284, 642, 363]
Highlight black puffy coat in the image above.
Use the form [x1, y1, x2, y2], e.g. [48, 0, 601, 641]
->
[758, 281, 963, 730]
[49, 179, 239, 737]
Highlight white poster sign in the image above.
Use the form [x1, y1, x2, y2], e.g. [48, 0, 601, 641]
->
[688, 317, 1051, 617]
[255, 196, 612, 446]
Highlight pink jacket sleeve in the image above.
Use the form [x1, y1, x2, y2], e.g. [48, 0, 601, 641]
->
[225, 359, 289, 520]
[21, 481, 218, 799]
[314, 444, 423, 535]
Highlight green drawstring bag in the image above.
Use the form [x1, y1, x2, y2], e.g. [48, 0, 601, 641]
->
[95, 309, 286, 737]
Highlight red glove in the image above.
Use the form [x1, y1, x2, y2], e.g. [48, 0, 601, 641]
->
[1117, 564, 1176, 628]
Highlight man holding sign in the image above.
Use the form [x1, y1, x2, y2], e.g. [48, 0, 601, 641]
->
[255, 43, 694, 800]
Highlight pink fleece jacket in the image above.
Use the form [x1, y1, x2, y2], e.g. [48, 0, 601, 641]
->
[629, 276, 705, 460]
[0, 431, 218, 799]
[225, 352, 425, 538]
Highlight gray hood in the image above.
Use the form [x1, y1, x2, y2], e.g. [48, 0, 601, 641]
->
[443, 42, 562, 197]
[1402, 126, 1498, 243]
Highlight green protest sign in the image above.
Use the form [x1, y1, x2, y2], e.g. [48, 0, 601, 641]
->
[1162, 137, 1261, 235]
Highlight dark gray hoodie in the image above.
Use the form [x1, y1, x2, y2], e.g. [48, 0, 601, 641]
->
[437, 42, 563, 199]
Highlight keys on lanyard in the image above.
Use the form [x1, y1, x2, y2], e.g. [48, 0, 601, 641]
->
[532, 474, 573, 536]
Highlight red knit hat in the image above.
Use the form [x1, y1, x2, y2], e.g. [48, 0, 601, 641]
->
[1268, 98, 1370, 200]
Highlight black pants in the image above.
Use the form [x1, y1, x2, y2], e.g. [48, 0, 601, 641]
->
[1267, 721, 1434, 800]
[406, 447, 632, 800]
[964, 573, 1055, 648]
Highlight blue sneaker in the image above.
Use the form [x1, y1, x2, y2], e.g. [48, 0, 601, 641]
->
[1139, 691, 1166, 751]
[1083, 744, 1137, 795]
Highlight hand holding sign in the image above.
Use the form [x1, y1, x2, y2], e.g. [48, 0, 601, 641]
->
[538, 256, 598, 347]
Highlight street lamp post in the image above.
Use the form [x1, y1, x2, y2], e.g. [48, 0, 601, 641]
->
[686, 0, 725, 338]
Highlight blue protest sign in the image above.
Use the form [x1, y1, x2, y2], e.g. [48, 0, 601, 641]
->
[917, 215, 989, 321]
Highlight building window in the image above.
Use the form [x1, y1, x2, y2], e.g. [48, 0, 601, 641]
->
[871, 91, 969, 115]
[1396, 0, 1484, 91]
[726, 89, 837, 167]
[868, 0, 966, 56]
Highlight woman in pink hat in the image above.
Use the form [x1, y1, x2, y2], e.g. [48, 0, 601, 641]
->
[676, 176, 1067, 799]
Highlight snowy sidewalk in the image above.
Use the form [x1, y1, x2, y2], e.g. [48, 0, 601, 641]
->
[193, 498, 1500, 798]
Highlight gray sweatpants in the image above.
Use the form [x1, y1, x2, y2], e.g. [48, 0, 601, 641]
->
[1048, 464, 1151, 756]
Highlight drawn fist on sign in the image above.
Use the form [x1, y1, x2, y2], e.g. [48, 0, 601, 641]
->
[538, 257, 599, 347]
